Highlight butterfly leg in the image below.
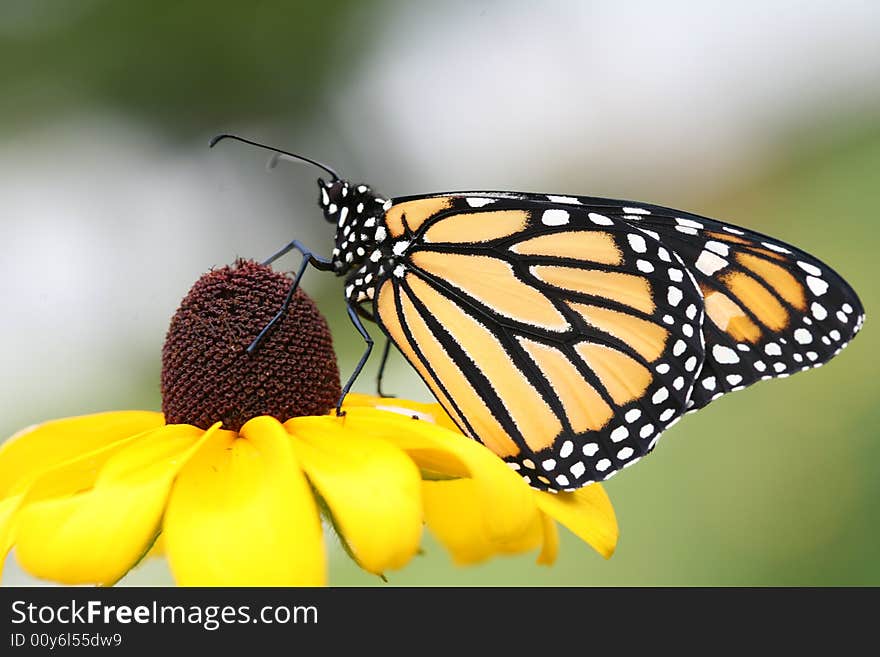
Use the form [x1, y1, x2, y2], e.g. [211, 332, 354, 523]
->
[247, 240, 333, 354]
[376, 338, 396, 398]
[261, 238, 334, 269]
[335, 303, 374, 416]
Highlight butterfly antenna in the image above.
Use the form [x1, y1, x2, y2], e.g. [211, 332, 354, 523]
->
[209, 133, 340, 181]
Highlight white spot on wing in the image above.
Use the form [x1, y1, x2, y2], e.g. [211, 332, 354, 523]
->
[541, 209, 570, 226]
[547, 195, 581, 204]
[704, 241, 730, 257]
[798, 261, 822, 276]
[794, 328, 813, 344]
[628, 234, 647, 253]
[466, 197, 495, 208]
[807, 276, 829, 296]
[695, 250, 728, 276]
[588, 212, 614, 226]
[713, 345, 740, 363]
[676, 217, 703, 229]
[652, 387, 669, 404]
[762, 242, 791, 254]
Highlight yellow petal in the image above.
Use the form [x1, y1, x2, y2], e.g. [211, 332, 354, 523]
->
[0, 495, 22, 582]
[536, 513, 559, 565]
[326, 408, 537, 542]
[534, 484, 619, 559]
[145, 533, 164, 558]
[0, 411, 165, 498]
[342, 394, 462, 433]
[290, 418, 422, 575]
[13, 424, 214, 585]
[164, 417, 325, 586]
[1, 426, 159, 584]
[422, 479, 544, 565]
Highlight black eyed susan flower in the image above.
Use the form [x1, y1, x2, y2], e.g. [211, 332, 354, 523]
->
[0, 260, 617, 586]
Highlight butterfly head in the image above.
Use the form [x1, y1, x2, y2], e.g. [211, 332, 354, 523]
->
[317, 178, 350, 224]
[318, 178, 391, 274]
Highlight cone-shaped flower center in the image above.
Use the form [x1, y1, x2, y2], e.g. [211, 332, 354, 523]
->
[161, 260, 341, 431]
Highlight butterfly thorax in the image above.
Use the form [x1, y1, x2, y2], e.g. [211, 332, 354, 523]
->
[318, 178, 395, 304]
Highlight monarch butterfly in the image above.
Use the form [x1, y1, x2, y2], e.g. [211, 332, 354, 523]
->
[211, 134, 865, 492]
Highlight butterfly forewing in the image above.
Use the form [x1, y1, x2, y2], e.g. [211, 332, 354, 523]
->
[373, 194, 706, 489]
[529, 194, 865, 410]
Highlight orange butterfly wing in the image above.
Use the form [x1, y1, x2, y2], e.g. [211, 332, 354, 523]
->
[373, 194, 705, 490]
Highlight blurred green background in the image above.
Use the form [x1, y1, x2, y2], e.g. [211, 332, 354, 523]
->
[1, 0, 878, 586]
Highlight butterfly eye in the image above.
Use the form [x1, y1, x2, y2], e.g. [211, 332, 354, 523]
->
[318, 179, 348, 222]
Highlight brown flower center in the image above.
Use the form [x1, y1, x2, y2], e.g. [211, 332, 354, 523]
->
[161, 260, 341, 431]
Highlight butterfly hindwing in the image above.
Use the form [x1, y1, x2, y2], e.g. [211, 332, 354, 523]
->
[373, 194, 706, 489]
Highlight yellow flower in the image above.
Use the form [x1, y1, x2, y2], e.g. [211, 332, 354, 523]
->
[0, 261, 617, 586]
[342, 395, 618, 568]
